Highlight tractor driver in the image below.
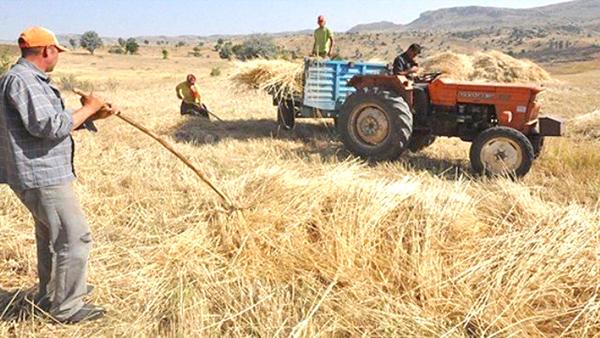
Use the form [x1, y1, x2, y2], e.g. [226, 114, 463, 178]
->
[392, 43, 422, 76]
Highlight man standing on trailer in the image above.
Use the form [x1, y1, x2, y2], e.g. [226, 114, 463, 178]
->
[312, 15, 334, 58]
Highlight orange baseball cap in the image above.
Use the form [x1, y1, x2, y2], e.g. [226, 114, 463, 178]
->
[18, 26, 69, 52]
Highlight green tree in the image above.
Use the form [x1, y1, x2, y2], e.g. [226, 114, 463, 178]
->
[218, 42, 234, 60]
[214, 39, 225, 51]
[80, 31, 103, 55]
[118, 38, 126, 47]
[124, 38, 140, 55]
[231, 37, 279, 61]
[69, 38, 78, 49]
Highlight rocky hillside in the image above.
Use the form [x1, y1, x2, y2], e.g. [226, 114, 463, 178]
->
[349, 0, 600, 32]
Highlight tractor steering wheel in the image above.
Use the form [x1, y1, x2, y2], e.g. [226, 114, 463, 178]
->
[416, 72, 443, 83]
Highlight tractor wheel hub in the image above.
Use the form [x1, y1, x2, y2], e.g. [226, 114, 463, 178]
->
[355, 106, 389, 145]
[480, 137, 523, 174]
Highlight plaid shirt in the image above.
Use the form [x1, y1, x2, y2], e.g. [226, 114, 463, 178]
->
[0, 58, 76, 191]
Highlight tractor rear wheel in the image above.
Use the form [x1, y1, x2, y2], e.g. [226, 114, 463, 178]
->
[277, 100, 296, 130]
[338, 88, 413, 161]
[470, 127, 535, 178]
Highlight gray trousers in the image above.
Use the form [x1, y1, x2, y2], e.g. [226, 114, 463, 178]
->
[13, 183, 91, 320]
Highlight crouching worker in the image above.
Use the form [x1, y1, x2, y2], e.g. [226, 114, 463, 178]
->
[176, 74, 210, 119]
[0, 27, 119, 323]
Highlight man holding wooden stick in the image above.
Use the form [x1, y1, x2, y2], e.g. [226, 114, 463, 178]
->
[0, 27, 118, 324]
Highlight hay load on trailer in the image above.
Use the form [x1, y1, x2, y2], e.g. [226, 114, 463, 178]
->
[420, 51, 551, 83]
[231, 60, 304, 103]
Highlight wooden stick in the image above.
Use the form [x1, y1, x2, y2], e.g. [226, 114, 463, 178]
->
[73, 89, 236, 210]
[201, 105, 225, 122]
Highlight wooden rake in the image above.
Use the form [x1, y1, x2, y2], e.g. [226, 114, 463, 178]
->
[73, 88, 236, 211]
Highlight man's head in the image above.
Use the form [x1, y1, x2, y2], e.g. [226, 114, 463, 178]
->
[317, 15, 326, 28]
[186, 74, 196, 85]
[405, 43, 423, 59]
[18, 27, 68, 72]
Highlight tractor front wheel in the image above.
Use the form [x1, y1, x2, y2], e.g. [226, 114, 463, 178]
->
[470, 127, 535, 178]
[338, 88, 413, 161]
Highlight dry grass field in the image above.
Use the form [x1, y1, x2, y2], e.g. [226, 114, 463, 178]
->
[1, 49, 599, 337]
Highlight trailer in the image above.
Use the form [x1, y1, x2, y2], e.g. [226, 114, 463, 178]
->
[275, 58, 388, 129]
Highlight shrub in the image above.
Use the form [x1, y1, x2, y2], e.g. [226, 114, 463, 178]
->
[108, 46, 125, 54]
[162, 49, 169, 59]
[125, 38, 140, 54]
[69, 38, 78, 49]
[80, 31, 103, 55]
[232, 37, 279, 61]
[214, 39, 225, 52]
[218, 42, 234, 60]
[210, 67, 221, 77]
[57, 74, 94, 91]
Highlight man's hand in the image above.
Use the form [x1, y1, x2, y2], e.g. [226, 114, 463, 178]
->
[90, 103, 121, 121]
[79, 92, 106, 112]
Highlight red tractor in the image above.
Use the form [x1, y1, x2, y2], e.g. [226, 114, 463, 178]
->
[336, 72, 564, 177]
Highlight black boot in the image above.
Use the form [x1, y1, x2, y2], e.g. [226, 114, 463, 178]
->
[57, 303, 106, 324]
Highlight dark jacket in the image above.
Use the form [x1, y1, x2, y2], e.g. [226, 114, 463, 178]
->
[392, 53, 418, 75]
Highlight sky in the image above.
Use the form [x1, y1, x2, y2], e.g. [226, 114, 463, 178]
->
[0, 0, 570, 40]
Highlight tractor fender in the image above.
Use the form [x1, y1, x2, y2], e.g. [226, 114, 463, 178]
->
[348, 75, 413, 106]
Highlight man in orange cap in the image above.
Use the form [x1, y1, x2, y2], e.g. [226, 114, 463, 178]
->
[312, 15, 334, 58]
[0, 27, 116, 324]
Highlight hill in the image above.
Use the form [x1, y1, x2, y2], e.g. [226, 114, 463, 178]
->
[347, 21, 404, 33]
[348, 0, 600, 32]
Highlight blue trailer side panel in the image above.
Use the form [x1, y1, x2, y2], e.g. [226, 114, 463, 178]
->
[303, 59, 388, 112]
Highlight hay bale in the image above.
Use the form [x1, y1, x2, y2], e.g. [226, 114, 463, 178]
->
[422, 51, 550, 83]
[231, 60, 303, 102]
[471, 51, 550, 83]
[420, 52, 474, 81]
[570, 110, 600, 139]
